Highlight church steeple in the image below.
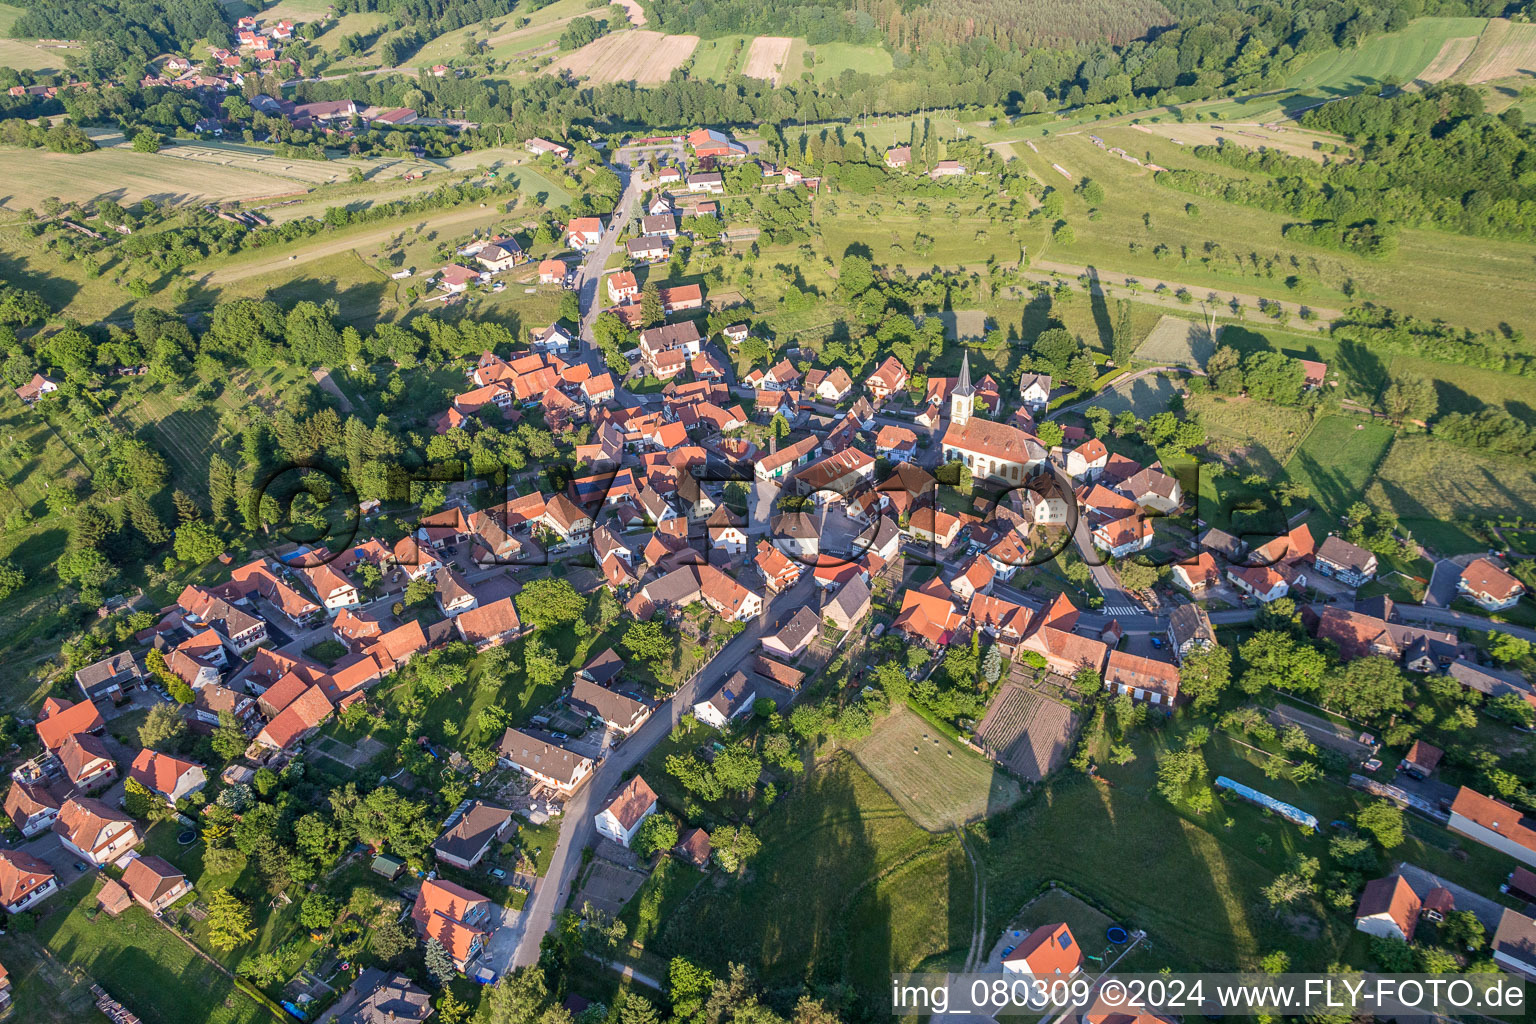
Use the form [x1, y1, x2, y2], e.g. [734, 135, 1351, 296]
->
[951, 350, 975, 426]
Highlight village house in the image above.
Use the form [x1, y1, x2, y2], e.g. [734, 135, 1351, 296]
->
[755, 540, 803, 593]
[864, 355, 910, 404]
[569, 678, 652, 735]
[1018, 373, 1052, 412]
[58, 734, 116, 792]
[411, 878, 493, 973]
[1171, 553, 1221, 594]
[607, 269, 639, 303]
[1313, 535, 1378, 587]
[824, 575, 872, 631]
[526, 137, 571, 161]
[0, 851, 57, 914]
[1399, 739, 1442, 780]
[129, 749, 207, 806]
[35, 696, 105, 753]
[1459, 558, 1525, 611]
[884, 146, 911, 168]
[566, 217, 604, 249]
[75, 651, 141, 703]
[437, 264, 482, 293]
[693, 670, 757, 729]
[762, 606, 820, 661]
[626, 235, 671, 262]
[121, 855, 191, 913]
[876, 424, 919, 463]
[433, 801, 514, 870]
[497, 728, 594, 795]
[1001, 922, 1083, 976]
[474, 236, 524, 273]
[1447, 786, 1536, 867]
[454, 597, 524, 650]
[1166, 603, 1215, 663]
[1103, 650, 1180, 705]
[54, 795, 140, 867]
[319, 970, 433, 1024]
[1354, 875, 1420, 942]
[4, 782, 61, 838]
[1065, 437, 1108, 481]
[538, 259, 567, 285]
[594, 776, 658, 847]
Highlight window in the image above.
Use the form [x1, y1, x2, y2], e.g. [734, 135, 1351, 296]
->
[1057, 932, 1073, 950]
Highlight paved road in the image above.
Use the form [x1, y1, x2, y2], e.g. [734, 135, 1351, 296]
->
[1423, 557, 1463, 609]
[505, 574, 817, 968]
[576, 168, 642, 350]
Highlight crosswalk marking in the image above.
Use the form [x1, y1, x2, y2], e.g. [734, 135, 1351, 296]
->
[1101, 603, 1141, 616]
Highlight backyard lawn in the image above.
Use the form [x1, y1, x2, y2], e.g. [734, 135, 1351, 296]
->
[1281, 414, 1395, 520]
[28, 879, 277, 1024]
[650, 753, 970, 996]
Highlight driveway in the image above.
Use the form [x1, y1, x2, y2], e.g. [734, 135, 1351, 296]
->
[21, 831, 94, 879]
[503, 574, 818, 968]
[1424, 557, 1465, 608]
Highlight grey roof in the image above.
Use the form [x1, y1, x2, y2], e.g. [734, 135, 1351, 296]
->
[1316, 535, 1376, 573]
[322, 968, 432, 1024]
[701, 670, 756, 719]
[1448, 661, 1533, 699]
[1494, 908, 1536, 971]
[433, 801, 513, 864]
[578, 648, 625, 686]
[826, 575, 871, 623]
[497, 728, 591, 785]
[1199, 527, 1246, 562]
[769, 606, 820, 650]
[569, 678, 651, 729]
[1167, 603, 1215, 648]
[76, 651, 141, 688]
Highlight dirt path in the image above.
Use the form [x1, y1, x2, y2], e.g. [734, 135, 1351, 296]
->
[200, 204, 495, 285]
[1028, 257, 1340, 332]
[311, 368, 354, 412]
[959, 830, 988, 972]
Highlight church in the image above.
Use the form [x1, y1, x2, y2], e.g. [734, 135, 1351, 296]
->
[941, 353, 1047, 485]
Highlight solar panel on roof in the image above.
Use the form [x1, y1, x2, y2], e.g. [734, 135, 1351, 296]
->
[1057, 932, 1073, 949]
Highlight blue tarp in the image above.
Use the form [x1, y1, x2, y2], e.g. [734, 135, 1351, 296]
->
[1215, 776, 1320, 830]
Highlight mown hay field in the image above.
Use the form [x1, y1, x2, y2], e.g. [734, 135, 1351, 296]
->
[548, 30, 698, 84]
[849, 706, 1022, 831]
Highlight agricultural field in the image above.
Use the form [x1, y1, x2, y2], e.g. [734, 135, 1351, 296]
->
[0, 147, 302, 212]
[1365, 436, 1536, 554]
[812, 193, 1041, 270]
[153, 140, 441, 189]
[546, 29, 698, 84]
[1129, 121, 1351, 164]
[1278, 17, 1490, 102]
[1185, 392, 1315, 474]
[849, 706, 1022, 830]
[791, 40, 895, 83]
[1411, 34, 1480, 87]
[742, 35, 794, 84]
[1280, 414, 1395, 521]
[0, 3, 73, 72]
[609, 0, 645, 26]
[1454, 19, 1536, 84]
[652, 753, 971, 995]
[687, 35, 750, 80]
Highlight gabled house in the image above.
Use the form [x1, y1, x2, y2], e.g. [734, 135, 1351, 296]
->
[57, 733, 117, 792]
[754, 540, 803, 593]
[1171, 552, 1221, 594]
[75, 651, 141, 703]
[0, 850, 57, 913]
[1103, 650, 1180, 705]
[1459, 558, 1525, 611]
[875, 424, 918, 463]
[453, 597, 524, 650]
[411, 879, 493, 972]
[4, 781, 61, 837]
[35, 696, 105, 752]
[121, 855, 191, 913]
[1166, 603, 1215, 663]
[54, 795, 139, 867]
[594, 776, 658, 848]
[434, 565, 479, 618]
[1448, 786, 1536, 868]
[1017, 373, 1052, 412]
[693, 671, 757, 729]
[569, 679, 652, 735]
[322, 970, 433, 1024]
[1065, 437, 1108, 481]
[1313, 535, 1378, 588]
[864, 356, 910, 404]
[1001, 922, 1082, 976]
[129, 749, 207, 806]
[433, 801, 514, 870]
[1354, 875, 1420, 942]
[762, 607, 819, 661]
[566, 217, 603, 249]
[497, 728, 594, 794]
